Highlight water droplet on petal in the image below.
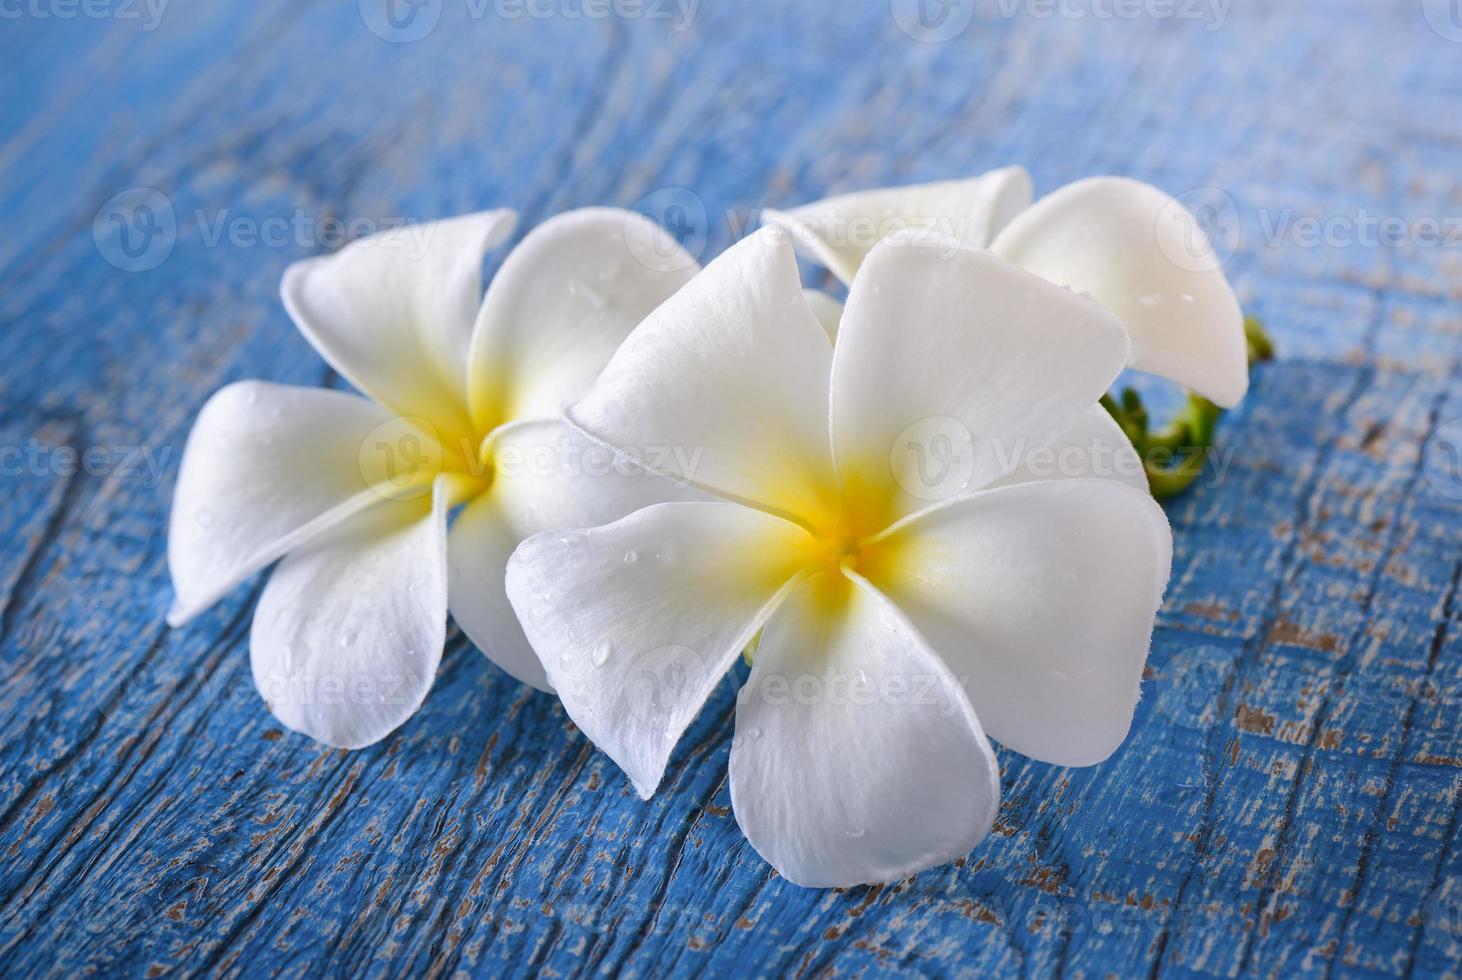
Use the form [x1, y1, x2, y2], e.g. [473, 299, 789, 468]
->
[745, 726, 762, 741]
[846, 827, 866, 839]
[623, 548, 638, 564]
[592, 639, 613, 667]
[568, 277, 608, 311]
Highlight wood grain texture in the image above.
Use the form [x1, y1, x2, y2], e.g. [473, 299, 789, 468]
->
[2, 0, 1461, 975]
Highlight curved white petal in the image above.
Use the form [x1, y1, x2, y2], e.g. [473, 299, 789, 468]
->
[991, 177, 1247, 407]
[467, 208, 700, 431]
[505, 501, 812, 797]
[568, 228, 839, 524]
[281, 209, 517, 435]
[984, 405, 1149, 494]
[250, 477, 449, 750]
[447, 419, 696, 692]
[729, 571, 1000, 888]
[868, 479, 1172, 767]
[763, 166, 1032, 285]
[167, 381, 439, 626]
[802, 289, 844, 342]
[831, 234, 1130, 526]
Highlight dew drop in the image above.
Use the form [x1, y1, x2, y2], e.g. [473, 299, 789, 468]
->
[1137, 292, 1162, 308]
[338, 627, 359, 649]
[846, 827, 866, 839]
[592, 639, 613, 667]
[745, 726, 762, 742]
[656, 543, 678, 565]
[568, 277, 608, 311]
[623, 548, 638, 564]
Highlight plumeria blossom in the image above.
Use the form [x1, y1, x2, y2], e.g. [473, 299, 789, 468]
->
[168, 208, 698, 748]
[765, 167, 1248, 407]
[505, 227, 1174, 887]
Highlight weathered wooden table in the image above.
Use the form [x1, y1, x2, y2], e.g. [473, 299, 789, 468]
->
[3, 1, 1461, 975]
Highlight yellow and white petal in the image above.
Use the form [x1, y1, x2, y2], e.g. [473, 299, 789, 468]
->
[505, 501, 812, 797]
[447, 419, 696, 692]
[250, 476, 449, 750]
[802, 288, 844, 343]
[867, 479, 1172, 768]
[831, 235, 1130, 525]
[569, 228, 839, 524]
[984, 405, 1149, 494]
[467, 208, 700, 431]
[763, 166, 1032, 285]
[991, 177, 1247, 408]
[729, 571, 1000, 888]
[281, 209, 516, 435]
[167, 381, 439, 626]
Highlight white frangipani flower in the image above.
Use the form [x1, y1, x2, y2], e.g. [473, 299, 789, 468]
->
[168, 208, 698, 748]
[505, 228, 1174, 887]
[766, 167, 1248, 407]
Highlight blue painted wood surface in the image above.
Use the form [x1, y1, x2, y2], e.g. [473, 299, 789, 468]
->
[3, 1, 1462, 975]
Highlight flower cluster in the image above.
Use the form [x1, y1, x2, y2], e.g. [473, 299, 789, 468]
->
[169, 167, 1251, 887]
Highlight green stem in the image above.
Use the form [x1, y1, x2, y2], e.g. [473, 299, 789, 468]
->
[1101, 316, 1273, 500]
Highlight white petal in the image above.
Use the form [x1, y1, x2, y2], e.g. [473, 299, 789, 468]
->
[569, 228, 839, 524]
[802, 288, 844, 342]
[447, 419, 695, 692]
[831, 235, 1130, 526]
[467, 208, 700, 430]
[984, 404, 1149, 494]
[281, 209, 516, 435]
[763, 166, 1032, 285]
[167, 381, 438, 626]
[250, 477, 449, 749]
[991, 177, 1247, 407]
[729, 571, 1000, 888]
[868, 479, 1172, 767]
[505, 501, 812, 797]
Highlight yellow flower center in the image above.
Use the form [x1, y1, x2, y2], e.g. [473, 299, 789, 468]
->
[786, 474, 909, 612]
